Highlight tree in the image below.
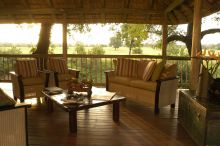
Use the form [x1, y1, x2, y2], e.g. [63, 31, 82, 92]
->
[167, 12, 220, 56]
[118, 24, 149, 55]
[109, 33, 122, 50]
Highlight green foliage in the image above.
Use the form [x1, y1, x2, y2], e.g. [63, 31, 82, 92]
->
[89, 45, 105, 55]
[75, 43, 86, 54]
[119, 24, 149, 50]
[167, 42, 188, 56]
[0, 46, 22, 54]
[132, 47, 143, 54]
[109, 32, 122, 50]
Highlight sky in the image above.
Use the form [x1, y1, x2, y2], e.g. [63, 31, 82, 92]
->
[0, 12, 219, 45]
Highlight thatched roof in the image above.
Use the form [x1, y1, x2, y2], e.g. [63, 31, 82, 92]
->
[0, 0, 219, 24]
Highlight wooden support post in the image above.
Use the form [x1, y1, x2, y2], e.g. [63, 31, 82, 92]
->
[189, 0, 202, 91]
[62, 23, 68, 62]
[162, 15, 168, 62]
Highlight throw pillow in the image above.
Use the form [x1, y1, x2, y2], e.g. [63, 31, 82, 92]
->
[151, 61, 165, 81]
[160, 64, 177, 79]
[142, 61, 156, 81]
[0, 88, 16, 108]
[137, 60, 150, 79]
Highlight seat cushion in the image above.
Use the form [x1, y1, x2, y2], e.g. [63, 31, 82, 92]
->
[15, 59, 38, 78]
[130, 79, 157, 92]
[48, 58, 68, 74]
[22, 77, 44, 86]
[109, 76, 132, 86]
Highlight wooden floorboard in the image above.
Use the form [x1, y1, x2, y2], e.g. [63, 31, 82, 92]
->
[0, 83, 195, 146]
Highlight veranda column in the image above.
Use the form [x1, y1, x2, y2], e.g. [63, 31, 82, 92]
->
[63, 23, 68, 62]
[189, 0, 202, 91]
[162, 16, 168, 61]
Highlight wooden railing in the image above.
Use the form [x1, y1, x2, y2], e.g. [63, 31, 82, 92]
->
[0, 54, 192, 87]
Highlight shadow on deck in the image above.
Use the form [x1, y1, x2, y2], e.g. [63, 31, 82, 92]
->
[0, 83, 195, 146]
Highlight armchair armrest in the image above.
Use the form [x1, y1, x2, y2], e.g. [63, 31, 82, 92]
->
[10, 71, 24, 101]
[154, 77, 178, 114]
[104, 70, 115, 91]
[68, 69, 80, 78]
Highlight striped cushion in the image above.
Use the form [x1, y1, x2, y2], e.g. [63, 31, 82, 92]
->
[48, 58, 68, 74]
[142, 61, 156, 81]
[116, 58, 138, 78]
[15, 59, 38, 78]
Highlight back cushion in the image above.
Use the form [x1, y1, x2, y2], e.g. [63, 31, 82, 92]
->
[116, 58, 138, 78]
[48, 58, 68, 74]
[15, 59, 38, 78]
[160, 64, 177, 79]
[142, 61, 156, 81]
[137, 60, 150, 79]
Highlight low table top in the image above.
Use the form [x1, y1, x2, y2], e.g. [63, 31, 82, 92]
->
[42, 87, 126, 112]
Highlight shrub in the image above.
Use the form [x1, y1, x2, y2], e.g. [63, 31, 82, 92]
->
[89, 45, 105, 55]
[75, 43, 86, 54]
[132, 47, 143, 54]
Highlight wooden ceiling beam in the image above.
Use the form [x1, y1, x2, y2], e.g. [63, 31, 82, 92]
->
[0, 8, 161, 16]
[47, 0, 54, 7]
[0, 0, 5, 7]
[173, 10, 187, 22]
[165, 0, 185, 13]
[22, 0, 30, 8]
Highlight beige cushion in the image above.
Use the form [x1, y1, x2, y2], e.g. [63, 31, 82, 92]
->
[15, 59, 38, 78]
[116, 58, 138, 78]
[160, 64, 177, 79]
[137, 60, 150, 79]
[109, 76, 132, 86]
[142, 61, 156, 81]
[151, 61, 165, 81]
[22, 77, 44, 86]
[130, 80, 157, 92]
[48, 58, 68, 74]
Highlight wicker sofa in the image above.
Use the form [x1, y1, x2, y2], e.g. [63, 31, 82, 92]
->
[105, 58, 178, 113]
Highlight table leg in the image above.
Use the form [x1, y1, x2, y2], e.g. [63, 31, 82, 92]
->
[46, 97, 53, 112]
[113, 102, 120, 122]
[69, 110, 77, 133]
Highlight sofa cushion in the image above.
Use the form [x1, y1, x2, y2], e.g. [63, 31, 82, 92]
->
[137, 60, 150, 79]
[116, 58, 138, 78]
[109, 76, 132, 86]
[160, 64, 177, 79]
[130, 79, 157, 92]
[22, 77, 44, 86]
[142, 61, 156, 81]
[151, 61, 165, 81]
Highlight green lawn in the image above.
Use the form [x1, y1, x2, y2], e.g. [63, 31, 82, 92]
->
[0, 46, 162, 55]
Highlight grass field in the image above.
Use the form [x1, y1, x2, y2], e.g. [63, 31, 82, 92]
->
[0, 46, 162, 55]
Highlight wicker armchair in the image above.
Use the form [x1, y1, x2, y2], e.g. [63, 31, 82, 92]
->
[10, 59, 50, 102]
[47, 58, 80, 89]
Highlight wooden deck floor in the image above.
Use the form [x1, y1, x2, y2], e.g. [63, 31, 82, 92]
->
[0, 83, 195, 146]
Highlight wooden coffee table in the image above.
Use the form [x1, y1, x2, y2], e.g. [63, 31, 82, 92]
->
[42, 87, 126, 133]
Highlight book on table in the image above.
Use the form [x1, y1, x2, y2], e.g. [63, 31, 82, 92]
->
[44, 87, 63, 95]
[92, 91, 116, 101]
